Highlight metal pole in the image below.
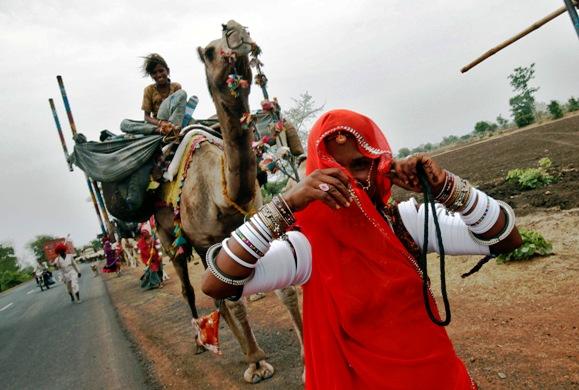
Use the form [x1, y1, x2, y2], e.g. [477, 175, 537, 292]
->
[48, 98, 73, 171]
[56, 75, 116, 241]
[563, 0, 579, 38]
[49, 97, 107, 235]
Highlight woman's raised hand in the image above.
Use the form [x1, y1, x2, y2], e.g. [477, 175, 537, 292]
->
[282, 168, 352, 212]
[389, 154, 447, 195]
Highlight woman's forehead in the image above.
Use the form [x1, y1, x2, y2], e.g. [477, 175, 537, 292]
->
[324, 136, 365, 164]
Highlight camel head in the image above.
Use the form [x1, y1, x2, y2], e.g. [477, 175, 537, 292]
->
[198, 20, 258, 117]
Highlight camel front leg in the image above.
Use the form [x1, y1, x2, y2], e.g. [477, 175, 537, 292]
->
[275, 286, 305, 383]
[274, 286, 304, 357]
[222, 299, 274, 384]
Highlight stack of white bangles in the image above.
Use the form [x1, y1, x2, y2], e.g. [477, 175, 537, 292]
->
[206, 172, 516, 298]
[206, 195, 313, 295]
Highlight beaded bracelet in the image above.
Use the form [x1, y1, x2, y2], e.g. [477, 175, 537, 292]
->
[470, 197, 500, 234]
[206, 242, 254, 285]
[231, 230, 264, 259]
[435, 171, 456, 204]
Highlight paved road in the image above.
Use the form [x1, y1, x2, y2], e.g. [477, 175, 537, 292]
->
[0, 264, 151, 390]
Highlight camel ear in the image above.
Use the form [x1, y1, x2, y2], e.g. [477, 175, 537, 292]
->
[222, 23, 227, 31]
[197, 46, 205, 62]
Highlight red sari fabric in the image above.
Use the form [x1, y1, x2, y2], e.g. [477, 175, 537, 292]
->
[137, 236, 160, 272]
[296, 109, 474, 389]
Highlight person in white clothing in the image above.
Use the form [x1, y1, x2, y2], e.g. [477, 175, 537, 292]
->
[53, 242, 82, 303]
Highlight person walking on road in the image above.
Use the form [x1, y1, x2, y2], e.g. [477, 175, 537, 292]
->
[53, 242, 82, 303]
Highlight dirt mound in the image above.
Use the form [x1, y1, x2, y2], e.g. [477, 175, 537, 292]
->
[394, 113, 579, 214]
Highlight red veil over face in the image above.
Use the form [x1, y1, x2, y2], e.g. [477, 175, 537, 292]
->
[296, 110, 474, 389]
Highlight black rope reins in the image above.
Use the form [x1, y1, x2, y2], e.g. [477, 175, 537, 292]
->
[416, 164, 451, 326]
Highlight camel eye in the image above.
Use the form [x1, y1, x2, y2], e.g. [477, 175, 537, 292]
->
[204, 47, 215, 62]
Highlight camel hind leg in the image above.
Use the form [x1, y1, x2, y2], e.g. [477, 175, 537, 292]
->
[155, 209, 205, 353]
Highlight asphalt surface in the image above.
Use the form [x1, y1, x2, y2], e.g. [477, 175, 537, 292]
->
[0, 264, 151, 390]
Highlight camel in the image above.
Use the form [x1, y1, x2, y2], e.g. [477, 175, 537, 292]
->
[154, 21, 304, 384]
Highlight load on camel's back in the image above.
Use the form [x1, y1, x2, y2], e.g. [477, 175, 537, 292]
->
[69, 20, 307, 384]
[69, 46, 303, 223]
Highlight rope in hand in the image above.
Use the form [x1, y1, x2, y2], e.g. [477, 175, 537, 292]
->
[416, 163, 451, 326]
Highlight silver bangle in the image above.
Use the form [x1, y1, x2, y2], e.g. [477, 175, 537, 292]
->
[206, 243, 254, 286]
[468, 201, 516, 246]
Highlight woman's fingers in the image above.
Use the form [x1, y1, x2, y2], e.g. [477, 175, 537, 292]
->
[312, 189, 340, 210]
[319, 174, 352, 204]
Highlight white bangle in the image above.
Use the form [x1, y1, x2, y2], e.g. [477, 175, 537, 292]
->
[222, 238, 258, 269]
[251, 214, 273, 241]
[471, 197, 500, 234]
[460, 190, 487, 224]
[238, 223, 270, 253]
[468, 201, 516, 246]
[206, 242, 254, 285]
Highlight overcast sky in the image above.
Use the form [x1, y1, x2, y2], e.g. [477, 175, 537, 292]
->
[1, 0, 577, 266]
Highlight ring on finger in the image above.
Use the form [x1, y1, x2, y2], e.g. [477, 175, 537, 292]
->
[318, 183, 331, 192]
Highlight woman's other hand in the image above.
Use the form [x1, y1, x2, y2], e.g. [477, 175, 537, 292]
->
[283, 168, 352, 212]
[390, 154, 447, 195]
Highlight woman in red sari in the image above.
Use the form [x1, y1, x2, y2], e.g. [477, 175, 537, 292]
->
[201, 109, 522, 388]
[137, 229, 163, 289]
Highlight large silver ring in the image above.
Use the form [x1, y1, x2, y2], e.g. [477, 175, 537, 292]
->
[318, 183, 330, 192]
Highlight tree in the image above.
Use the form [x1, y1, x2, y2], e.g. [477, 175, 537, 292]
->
[474, 121, 497, 135]
[27, 235, 59, 264]
[567, 97, 579, 112]
[496, 115, 509, 129]
[547, 100, 564, 119]
[90, 238, 103, 251]
[440, 135, 459, 146]
[0, 243, 32, 292]
[397, 147, 411, 158]
[282, 91, 324, 150]
[508, 63, 539, 128]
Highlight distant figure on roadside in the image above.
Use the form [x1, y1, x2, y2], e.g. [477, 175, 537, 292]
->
[120, 53, 187, 136]
[121, 238, 138, 268]
[102, 237, 121, 276]
[137, 228, 163, 290]
[53, 243, 82, 303]
[34, 262, 52, 291]
[90, 263, 99, 277]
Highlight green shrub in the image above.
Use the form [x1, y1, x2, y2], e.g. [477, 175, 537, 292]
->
[538, 157, 552, 170]
[497, 228, 553, 262]
[506, 168, 553, 190]
[506, 157, 554, 190]
[547, 100, 564, 119]
[567, 97, 579, 112]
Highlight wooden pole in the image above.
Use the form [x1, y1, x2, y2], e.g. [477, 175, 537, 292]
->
[48, 98, 73, 172]
[86, 178, 108, 236]
[461, 5, 570, 73]
[56, 75, 116, 241]
[49, 98, 107, 235]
